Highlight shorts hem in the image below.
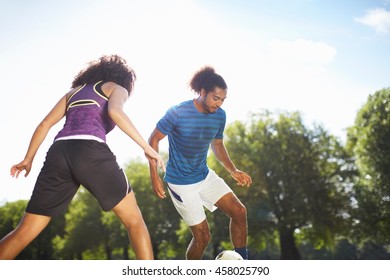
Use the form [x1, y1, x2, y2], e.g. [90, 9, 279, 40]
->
[25, 209, 60, 218]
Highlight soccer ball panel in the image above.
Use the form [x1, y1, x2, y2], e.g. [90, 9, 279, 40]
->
[215, 250, 243, 260]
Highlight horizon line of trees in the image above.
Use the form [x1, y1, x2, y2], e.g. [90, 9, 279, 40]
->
[1, 87, 390, 260]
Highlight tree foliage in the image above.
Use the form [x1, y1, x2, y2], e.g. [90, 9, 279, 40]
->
[209, 111, 354, 259]
[346, 87, 390, 244]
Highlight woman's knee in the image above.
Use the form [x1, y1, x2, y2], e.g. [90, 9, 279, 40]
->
[5, 213, 51, 245]
[116, 210, 145, 231]
[112, 193, 145, 228]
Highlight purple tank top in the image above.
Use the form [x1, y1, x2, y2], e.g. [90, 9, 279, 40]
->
[54, 81, 116, 142]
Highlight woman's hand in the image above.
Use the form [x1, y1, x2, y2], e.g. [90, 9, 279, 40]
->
[10, 159, 32, 178]
[144, 146, 166, 173]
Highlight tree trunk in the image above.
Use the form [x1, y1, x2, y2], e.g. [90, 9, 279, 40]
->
[279, 227, 300, 259]
[152, 242, 159, 260]
[122, 245, 129, 260]
[105, 244, 112, 260]
[212, 242, 220, 259]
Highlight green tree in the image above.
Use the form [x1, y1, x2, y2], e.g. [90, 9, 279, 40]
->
[101, 211, 131, 259]
[210, 111, 353, 259]
[346, 87, 390, 245]
[333, 239, 358, 260]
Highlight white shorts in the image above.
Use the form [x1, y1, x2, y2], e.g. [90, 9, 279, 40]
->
[167, 169, 232, 226]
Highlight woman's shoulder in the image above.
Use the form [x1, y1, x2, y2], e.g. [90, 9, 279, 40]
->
[66, 85, 85, 99]
[101, 81, 127, 97]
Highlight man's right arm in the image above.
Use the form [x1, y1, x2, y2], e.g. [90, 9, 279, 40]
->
[147, 128, 167, 199]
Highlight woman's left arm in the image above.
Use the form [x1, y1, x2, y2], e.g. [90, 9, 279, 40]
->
[107, 85, 165, 172]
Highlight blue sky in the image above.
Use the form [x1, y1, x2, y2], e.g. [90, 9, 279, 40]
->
[1, 0, 390, 203]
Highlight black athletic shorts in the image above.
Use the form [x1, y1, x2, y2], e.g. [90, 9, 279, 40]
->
[26, 139, 132, 217]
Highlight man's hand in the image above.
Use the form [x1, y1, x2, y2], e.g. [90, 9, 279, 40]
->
[152, 177, 167, 199]
[230, 169, 252, 187]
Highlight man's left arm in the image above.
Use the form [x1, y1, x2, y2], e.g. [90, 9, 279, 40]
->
[211, 138, 252, 187]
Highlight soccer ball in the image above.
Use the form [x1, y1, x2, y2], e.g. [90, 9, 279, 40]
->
[215, 250, 243, 260]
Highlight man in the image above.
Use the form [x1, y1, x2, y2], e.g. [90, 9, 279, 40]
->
[147, 66, 252, 260]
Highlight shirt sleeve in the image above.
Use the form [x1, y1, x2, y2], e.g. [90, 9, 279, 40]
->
[214, 110, 226, 139]
[156, 106, 178, 136]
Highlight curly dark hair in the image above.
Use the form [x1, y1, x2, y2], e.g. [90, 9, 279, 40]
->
[71, 54, 136, 95]
[189, 66, 227, 94]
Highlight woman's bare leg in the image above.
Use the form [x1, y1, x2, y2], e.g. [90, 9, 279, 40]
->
[0, 213, 51, 259]
[112, 192, 153, 260]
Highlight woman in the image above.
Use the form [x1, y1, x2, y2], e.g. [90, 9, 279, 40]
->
[0, 54, 165, 260]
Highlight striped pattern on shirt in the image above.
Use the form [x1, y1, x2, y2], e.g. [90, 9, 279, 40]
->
[157, 100, 226, 184]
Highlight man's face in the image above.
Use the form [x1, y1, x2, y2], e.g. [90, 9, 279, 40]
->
[200, 87, 227, 114]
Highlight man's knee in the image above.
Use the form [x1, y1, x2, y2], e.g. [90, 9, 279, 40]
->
[191, 223, 211, 246]
[228, 200, 247, 220]
[236, 203, 247, 219]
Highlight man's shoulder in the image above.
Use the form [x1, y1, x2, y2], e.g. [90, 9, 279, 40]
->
[167, 100, 193, 112]
[217, 107, 226, 114]
[215, 107, 226, 119]
[176, 99, 193, 108]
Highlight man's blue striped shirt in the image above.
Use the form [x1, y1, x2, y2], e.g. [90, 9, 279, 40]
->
[157, 100, 226, 184]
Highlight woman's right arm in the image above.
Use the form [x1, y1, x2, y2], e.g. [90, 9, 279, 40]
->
[10, 93, 68, 178]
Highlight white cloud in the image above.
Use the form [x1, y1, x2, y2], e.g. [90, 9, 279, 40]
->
[355, 8, 390, 34]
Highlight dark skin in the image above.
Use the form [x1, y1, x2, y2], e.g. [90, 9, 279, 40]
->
[147, 87, 252, 259]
